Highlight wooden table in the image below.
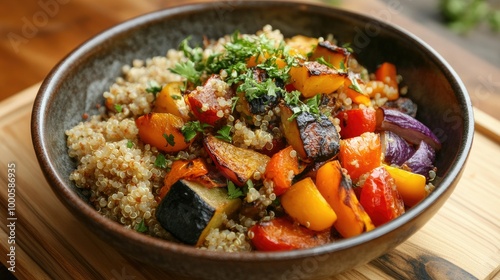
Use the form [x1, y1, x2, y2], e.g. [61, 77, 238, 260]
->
[1, 0, 499, 279]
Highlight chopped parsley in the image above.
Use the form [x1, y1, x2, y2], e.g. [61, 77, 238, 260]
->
[163, 133, 176, 147]
[135, 220, 148, 233]
[227, 180, 244, 199]
[146, 81, 162, 96]
[154, 153, 167, 169]
[169, 60, 202, 86]
[342, 42, 354, 53]
[114, 104, 123, 113]
[284, 91, 322, 120]
[181, 121, 211, 142]
[171, 95, 182, 100]
[316, 57, 334, 69]
[126, 140, 134, 149]
[215, 125, 232, 143]
[348, 75, 364, 94]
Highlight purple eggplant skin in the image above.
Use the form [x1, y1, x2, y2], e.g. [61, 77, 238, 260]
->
[376, 107, 441, 150]
[403, 140, 436, 178]
[381, 131, 415, 166]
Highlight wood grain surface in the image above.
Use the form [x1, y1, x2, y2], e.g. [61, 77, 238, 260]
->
[1, 0, 500, 279]
[0, 84, 499, 279]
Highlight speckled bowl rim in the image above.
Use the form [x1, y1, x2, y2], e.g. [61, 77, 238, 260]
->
[31, 0, 474, 262]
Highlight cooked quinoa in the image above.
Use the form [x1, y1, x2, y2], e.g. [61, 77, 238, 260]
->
[66, 25, 436, 252]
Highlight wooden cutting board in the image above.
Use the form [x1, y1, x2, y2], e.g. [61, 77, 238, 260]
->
[0, 83, 499, 279]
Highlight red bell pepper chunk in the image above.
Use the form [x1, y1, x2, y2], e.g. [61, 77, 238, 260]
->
[336, 108, 377, 139]
[249, 217, 331, 251]
[359, 166, 405, 226]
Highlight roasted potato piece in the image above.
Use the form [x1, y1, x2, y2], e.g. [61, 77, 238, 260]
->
[153, 82, 190, 120]
[203, 134, 270, 186]
[286, 35, 318, 57]
[135, 112, 192, 153]
[187, 75, 233, 126]
[310, 41, 351, 70]
[280, 104, 340, 161]
[290, 61, 346, 98]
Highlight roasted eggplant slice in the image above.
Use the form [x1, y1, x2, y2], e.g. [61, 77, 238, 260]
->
[156, 179, 241, 246]
[280, 104, 340, 161]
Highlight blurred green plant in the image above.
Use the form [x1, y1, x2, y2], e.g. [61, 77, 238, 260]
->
[440, 0, 500, 33]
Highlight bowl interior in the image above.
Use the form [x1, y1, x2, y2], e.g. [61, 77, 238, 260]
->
[32, 1, 473, 278]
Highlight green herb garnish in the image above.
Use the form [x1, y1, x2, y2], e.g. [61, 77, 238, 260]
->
[126, 140, 134, 149]
[114, 104, 123, 113]
[146, 81, 162, 96]
[169, 60, 202, 86]
[216, 125, 232, 143]
[316, 57, 334, 69]
[284, 91, 322, 121]
[163, 133, 176, 147]
[227, 181, 244, 199]
[135, 220, 148, 233]
[171, 95, 182, 100]
[181, 121, 211, 142]
[154, 153, 167, 169]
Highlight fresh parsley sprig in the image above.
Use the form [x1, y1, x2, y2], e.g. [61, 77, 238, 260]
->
[284, 90, 322, 120]
[181, 121, 211, 142]
[215, 125, 232, 143]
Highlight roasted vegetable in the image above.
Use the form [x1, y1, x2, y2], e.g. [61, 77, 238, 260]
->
[153, 82, 190, 120]
[384, 97, 417, 118]
[365, 62, 399, 101]
[343, 74, 372, 107]
[187, 75, 233, 126]
[203, 134, 270, 186]
[380, 131, 415, 166]
[316, 161, 375, 238]
[384, 165, 428, 207]
[281, 177, 337, 231]
[285, 35, 318, 57]
[376, 107, 441, 150]
[263, 145, 299, 196]
[336, 108, 377, 139]
[309, 40, 351, 70]
[290, 61, 346, 98]
[156, 179, 241, 246]
[159, 158, 209, 199]
[135, 112, 192, 153]
[339, 132, 382, 182]
[360, 167, 405, 226]
[280, 104, 340, 161]
[249, 217, 331, 251]
[402, 140, 436, 178]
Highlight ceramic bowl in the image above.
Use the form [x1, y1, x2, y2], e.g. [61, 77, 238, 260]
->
[31, 1, 474, 279]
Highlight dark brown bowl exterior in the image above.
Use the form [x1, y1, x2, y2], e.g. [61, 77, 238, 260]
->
[31, 1, 474, 279]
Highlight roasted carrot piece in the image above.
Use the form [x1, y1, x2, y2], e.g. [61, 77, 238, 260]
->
[159, 158, 209, 199]
[263, 146, 299, 196]
[375, 62, 398, 89]
[316, 161, 375, 238]
[136, 113, 192, 153]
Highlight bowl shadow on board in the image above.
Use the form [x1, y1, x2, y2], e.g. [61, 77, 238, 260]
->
[31, 1, 474, 279]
